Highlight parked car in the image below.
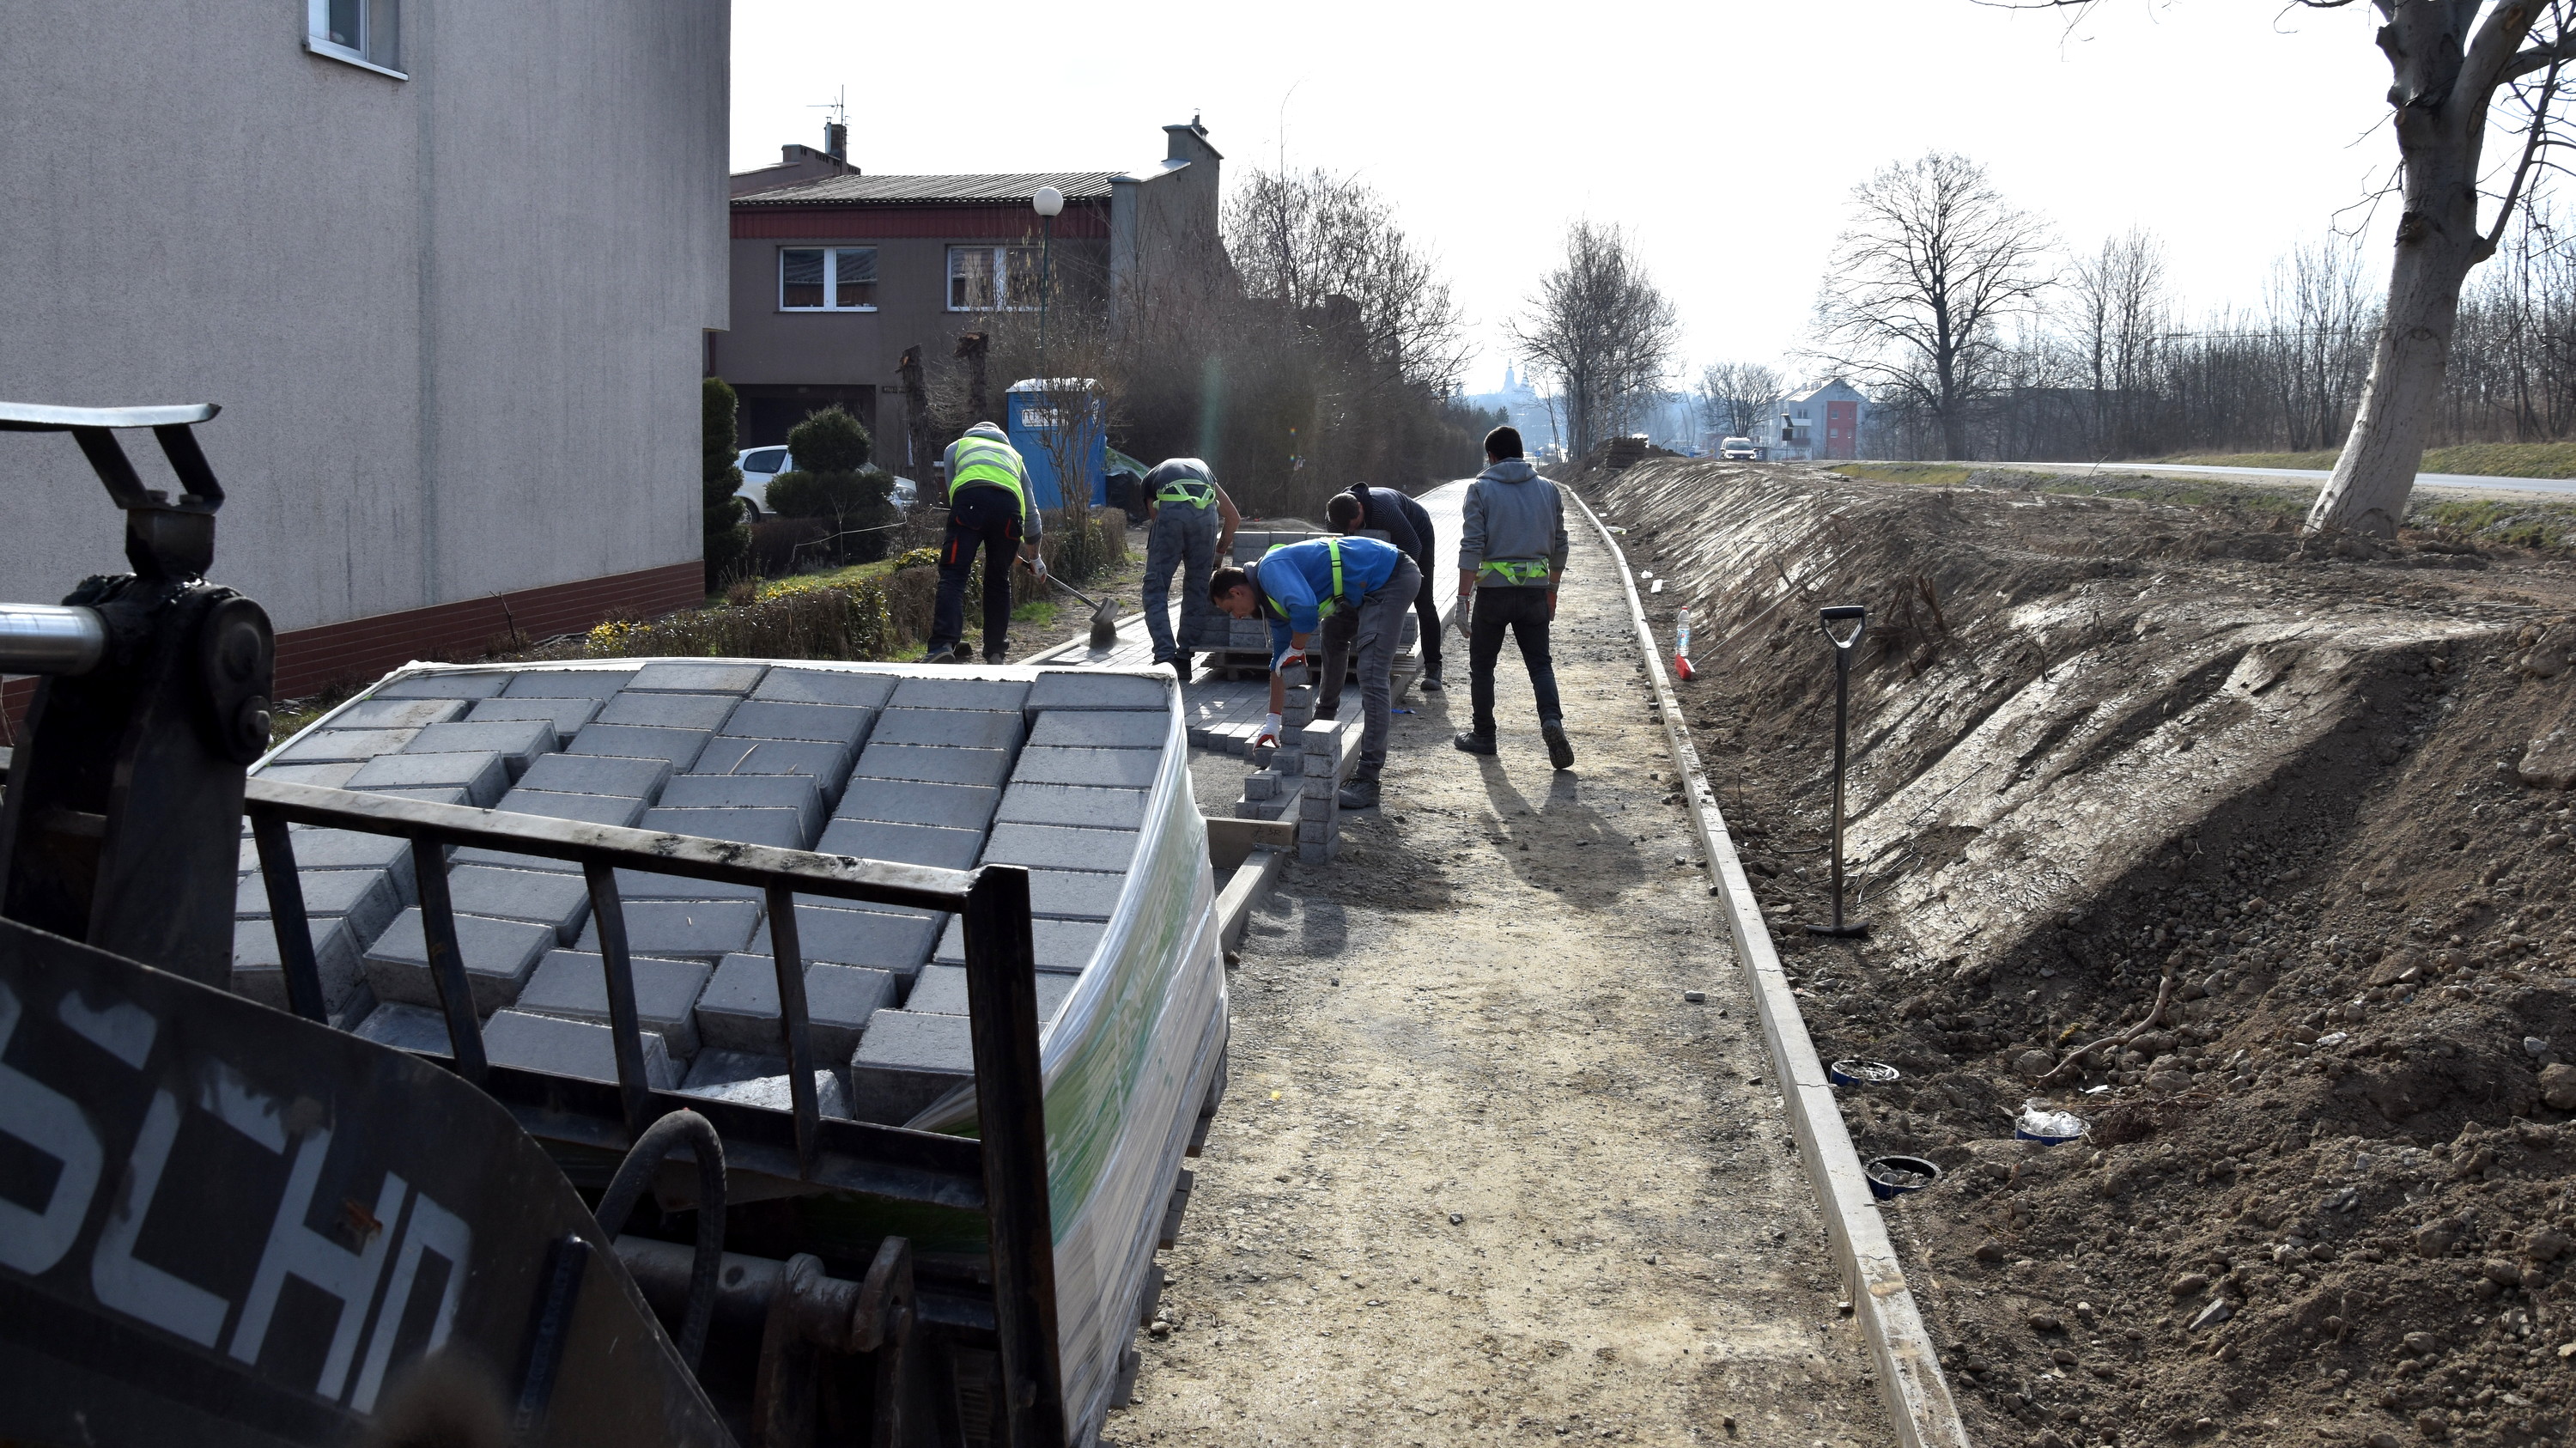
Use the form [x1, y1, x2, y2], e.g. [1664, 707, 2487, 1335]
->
[1718, 436, 1761, 461]
[734, 448, 915, 520]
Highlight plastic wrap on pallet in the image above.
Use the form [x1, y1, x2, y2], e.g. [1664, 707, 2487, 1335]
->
[905, 686, 1227, 1439]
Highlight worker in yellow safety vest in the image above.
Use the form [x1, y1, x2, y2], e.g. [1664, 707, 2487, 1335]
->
[1139, 458, 1241, 678]
[927, 423, 1042, 663]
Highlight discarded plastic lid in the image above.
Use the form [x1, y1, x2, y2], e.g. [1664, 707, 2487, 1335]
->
[2015, 1100, 2089, 1145]
[1864, 1155, 1942, 1199]
[1829, 1058, 1901, 1086]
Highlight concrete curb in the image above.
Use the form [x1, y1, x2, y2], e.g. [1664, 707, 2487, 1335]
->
[1568, 488, 1969, 1448]
[1213, 846, 1287, 956]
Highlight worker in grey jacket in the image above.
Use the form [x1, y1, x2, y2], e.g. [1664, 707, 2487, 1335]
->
[1453, 425, 1574, 770]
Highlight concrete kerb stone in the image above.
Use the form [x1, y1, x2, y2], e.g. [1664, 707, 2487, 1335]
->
[691, 738, 857, 794]
[235, 867, 401, 942]
[516, 751, 672, 800]
[1024, 869, 1121, 922]
[355, 1001, 456, 1057]
[273, 727, 423, 765]
[253, 762, 365, 788]
[994, 782, 1150, 830]
[1024, 671, 1167, 712]
[753, 668, 897, 709]
[1569, 488, 1968, 1448]
[465, 697, 604, 735]
[931, 916, 1103, 974]
[348, 750, 511, 806]
[363, 909, 555, 1013]
[641, 805, 811, 849]
[598, 691, 743, 732]
[443, 864, 592, 943]
[817, 818, 985, 870]
[404, 719, 559, 778]
[982, 823, 1142, 874]
[516, 949, 713, 1055]
[696, 952, 896, 1060]
[1009, 746, 1157, 789]
[484, 1008, 677, 1089]
[845, 1008, 975, 1123]
[1028, 711, 1163, 751]
[374, 672, 512, 700]
[678, 1064, 854, 1118]
[574, 898, 761, 960]
[567, 724, 714, 770]
[835, 779, 999, 832]
[334, 698, 469, 730]
[233, 916, 366, 1017]
[744, 903, 944, 977]
[501, 668, 638, 700]
[887, 676, 1030, 712]
[629, 660, 767, 695]
[903, 963, 1074, 1023]
[721, 700, 875, 747]
[871, 708, 1024, 752]
[659, 774, 826, 838]
[848, 744, 1012, 789]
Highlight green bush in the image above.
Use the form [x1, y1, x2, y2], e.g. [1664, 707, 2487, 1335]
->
[702, 378, 750, 587]
[769, 407, 898, 563]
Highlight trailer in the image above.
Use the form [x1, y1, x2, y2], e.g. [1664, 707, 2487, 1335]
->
[0, 401, 1228, 1448]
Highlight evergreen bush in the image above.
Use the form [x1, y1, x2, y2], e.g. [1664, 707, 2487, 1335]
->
[702, 377, 750, 588]
[767, 407, 898, 563]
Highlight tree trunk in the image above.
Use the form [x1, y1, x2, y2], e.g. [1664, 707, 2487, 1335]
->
[2305, 3, 2525, 537]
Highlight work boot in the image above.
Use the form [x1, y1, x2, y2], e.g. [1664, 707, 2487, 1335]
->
[1336, 776, 1381, 810]
[921, 643, 957, 664]
[1452, 731, 1497, 756]
[1419, 671, 1443, 693]
[983, 649, 1008, 666]
[1542, 720, 1576, 771]
[952, 641, 976, 664]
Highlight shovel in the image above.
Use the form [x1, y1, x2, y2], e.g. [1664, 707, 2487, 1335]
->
[1019, 559, 1121, 648]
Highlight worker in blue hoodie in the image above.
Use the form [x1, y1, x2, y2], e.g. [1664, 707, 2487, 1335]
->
[1209, 533, 1417, 809]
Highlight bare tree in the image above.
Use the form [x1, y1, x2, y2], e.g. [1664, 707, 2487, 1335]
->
[1812, 152, 2056, 460]
[1698, 361, 1784, 438]
[2064, 228, 2167, 456]
[1509, 220, 1681, 459]
[2003, 0, 2576, 532]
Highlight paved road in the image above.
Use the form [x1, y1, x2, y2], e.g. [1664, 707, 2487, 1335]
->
[1974, 458, 2576, 498]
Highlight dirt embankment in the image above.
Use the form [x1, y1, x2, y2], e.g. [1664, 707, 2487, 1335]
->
[1586, 459, 2576, 1448]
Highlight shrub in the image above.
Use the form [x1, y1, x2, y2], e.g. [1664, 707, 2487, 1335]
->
[702, 378, 750, 588]
[584, 571, 897, 661]
[768, 407, 898, 563]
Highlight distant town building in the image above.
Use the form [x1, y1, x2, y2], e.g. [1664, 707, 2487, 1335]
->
[1764, 380, 1869, 460]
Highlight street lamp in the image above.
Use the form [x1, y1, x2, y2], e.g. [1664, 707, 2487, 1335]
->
[1031, 186, 1063, 374]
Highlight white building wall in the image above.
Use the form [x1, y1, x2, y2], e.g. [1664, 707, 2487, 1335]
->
[0, 0, 729, 634]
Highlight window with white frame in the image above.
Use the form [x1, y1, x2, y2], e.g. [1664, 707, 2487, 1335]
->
[306, 0, 403, 76]
[779, 247, 878, 311]
[946, 246, 1046, 312]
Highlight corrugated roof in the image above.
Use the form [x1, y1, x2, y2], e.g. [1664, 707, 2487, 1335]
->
[736, 172, 1117, 206]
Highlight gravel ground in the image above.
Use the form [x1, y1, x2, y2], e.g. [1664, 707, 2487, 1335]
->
[1106, 520, 1893, 1445]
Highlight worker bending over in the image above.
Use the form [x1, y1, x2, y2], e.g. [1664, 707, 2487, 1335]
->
[1210, 534, 1418, 810]
[1139, 457, 1241, 678]
[1454, 425, 1574, 770]
[926, 423, 1042, 664]
[1324, 481, 1443, 693]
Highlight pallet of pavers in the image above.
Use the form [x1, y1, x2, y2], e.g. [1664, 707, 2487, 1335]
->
[238, 657, 1229, 1439]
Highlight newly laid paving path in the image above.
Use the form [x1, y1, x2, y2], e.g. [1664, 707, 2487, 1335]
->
[1104, 514, 1890, 1446]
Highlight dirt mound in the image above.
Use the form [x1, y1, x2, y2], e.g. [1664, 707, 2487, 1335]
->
[1589, 460, 2576, 1448]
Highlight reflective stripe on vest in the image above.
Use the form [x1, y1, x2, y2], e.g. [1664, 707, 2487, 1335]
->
[1154, 471, 1216, 508]
[1259, 539, 1354, 622]
[1479, 558, 1552, 585]
[951, 438, 1029, 521]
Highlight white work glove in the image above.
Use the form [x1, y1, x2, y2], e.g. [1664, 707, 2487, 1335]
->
[1277, 647, 1306, 673]
[1028, 555, 1048, 581]
[1253, 713, 1283, 749]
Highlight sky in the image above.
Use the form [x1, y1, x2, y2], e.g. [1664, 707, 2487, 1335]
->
[730, 0, 2393, 397]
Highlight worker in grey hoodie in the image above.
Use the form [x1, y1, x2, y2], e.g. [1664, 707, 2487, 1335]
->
[1453, 425, 1574, 770]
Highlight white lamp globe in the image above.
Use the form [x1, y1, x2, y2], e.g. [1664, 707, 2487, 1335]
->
[1032, 186, 1065, 218]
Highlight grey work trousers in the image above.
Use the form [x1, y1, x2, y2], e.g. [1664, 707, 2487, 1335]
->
[1141, 504, 1218, 662]
[1315, 553, 1420, 781]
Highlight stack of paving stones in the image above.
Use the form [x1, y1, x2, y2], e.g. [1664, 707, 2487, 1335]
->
[234, 662, 1175, 1126]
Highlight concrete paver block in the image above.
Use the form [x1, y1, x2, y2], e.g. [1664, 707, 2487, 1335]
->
[252, 762, 365, 788]
[629, 661, 767, 694]
[273, 727, 422, 764]
[690, 737, 855, 790]
[902, 964, 1076, 1024]
[502, 668, 637, 700]
[995, 782, 1149, 830]
[834, 779, 999, 832]
[1024, 868, 1123, 921]
[887, 677, 1030, 712]
[659, 775, 824, 837]
[349, 750, 510, 806]
[612, 868, 763, 903]
[574, 898, 759, 959]
[676, 1064, 851, 1118]
[722, 700, 875, 747]
[745, 903, 943, 975]
[850, 744, 1012, 788]
[364, 909, 556, 1013]
[931, 916, 1103, 974]
[817, 818, 984, 870]
[1009, 746, 1158, 789]
[236, 867, 400, 941]
[641, 805, 812, 849]
[334, 698, 469, 730]
[515, 949, 712, 1055]
[1025, 672, 1168, 712]
[374, 672, 512, 699]
[567, 723, 712, 770]
[1241, 771, 1279, 801]
[598, 691, 741, 731]
[870, 708, 1023, 751]
[239, 827, 416, 878]
[695, 952, 895, 1059]
[753, 668, 897, 709]
[1029, 712, 1168, 751]
[405, 719, 557, 778]
[483, 1008, 676, 1089]
[466, 697, 604, 734]
[680, 1048, 786, 1088]
[444, 864, 592, 942]
[368, 787, 473, 806]
[846, 1009, 976, 1123]
[983, 823, 1141, 874]
[354, 1001, 457, 1057]
[447, 788, 645, 873]
[232, 915, 364, 1015]
[516, 751, 672, 800]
